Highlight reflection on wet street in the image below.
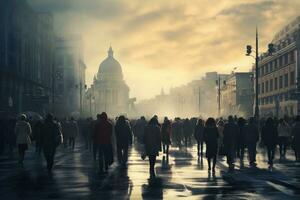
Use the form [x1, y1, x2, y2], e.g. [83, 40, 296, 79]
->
[0, 142, 300, 200]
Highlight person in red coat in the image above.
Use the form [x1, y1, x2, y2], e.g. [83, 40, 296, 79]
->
[93, 112, 113, 173]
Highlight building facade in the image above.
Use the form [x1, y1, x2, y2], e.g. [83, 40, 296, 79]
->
[257, 16, 300, 117]
[53, 35, 86, 118]
[221, 72, 253, 117]
[0, 0, 54, 116]
[90, 47, 130, 118]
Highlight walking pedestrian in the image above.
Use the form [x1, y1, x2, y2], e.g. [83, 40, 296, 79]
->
[161, 117, 171, 155]
[194, 119, 205, 157]
[144, 117, 161, 179]
[42, 114, 63, 171]
[133, 116, 147, 144]
[15, 114, 32, 166]
[244, 117, 259, 167]
[277, 118, 291, 158]
[33, 120, 43, 154]
[292, 116, 300, 161]
[68, 117, 79, 150]
[237, 117, 246, 160]
[183, 118, 192, 147]
[203, 118, 219, 173]
[115, 115, 132, 167]
[262, 117, 278, 169]
[223, 116, 239, 172]
[93, 112, 113, 173]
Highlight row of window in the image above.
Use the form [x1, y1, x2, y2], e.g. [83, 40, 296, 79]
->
[259, 92, 291, 105]
[258, 71, 295, 94]
[259, 50, 295, 77]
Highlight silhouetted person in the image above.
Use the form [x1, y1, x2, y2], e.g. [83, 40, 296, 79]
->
[244, 117, 259, 167]
[172, 118, 182, 147]
[292, 116, 300, 161]
[33, 120, 43, 154]
[277, 118, 291, 158]
[144, 117, 161, 179]
[133, 116, 147, 144]
[203, 118, 219, 173]
[237, 117, 246, 160]
[115, 115, 132, 167]
[15, 114, 32, 166]
[194, 119, 205, 157]
[161, 117, 171, 155]
[93, 112, 113, 173]
[262, 117, 278, 169]
[223, 116, 239, 172]
[217, 120, 225, 156]
[183, 118, 192, 147]
[68, 117, 79, 150]
[42, 114, 62, 171]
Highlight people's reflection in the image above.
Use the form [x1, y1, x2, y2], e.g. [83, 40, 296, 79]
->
[142, 178, 163, 200]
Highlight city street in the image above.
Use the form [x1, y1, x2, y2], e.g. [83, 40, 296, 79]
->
[0, 141, 299, 200]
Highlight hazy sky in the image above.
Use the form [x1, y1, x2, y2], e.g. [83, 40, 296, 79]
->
[28, 0, 300, 101]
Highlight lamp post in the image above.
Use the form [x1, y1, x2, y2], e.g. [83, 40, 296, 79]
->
[216, 75, 221, 117]
[246, 28, 260, 120]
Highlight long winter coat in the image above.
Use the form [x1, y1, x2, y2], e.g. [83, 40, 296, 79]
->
[262, 124, 278, 147]
[223, 122, 239, 152]
[292, 122, 300, 152]
[194, 124, 205, 142]
[161, 121, 171, 145]
[244, 123, 259, 144]
[115, 121, 132, 148]
[144, 124, 161, 156]
[15, 121, 32, 145]
[42, 120, 62, 151]
[93, 114, 113, 145]
[203, 126, 219, 158]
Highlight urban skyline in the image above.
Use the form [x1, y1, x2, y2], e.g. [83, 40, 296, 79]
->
[27, 0, 300, 100]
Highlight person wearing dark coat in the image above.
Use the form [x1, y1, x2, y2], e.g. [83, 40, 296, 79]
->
[41, 114, 62, 171]
[183, 119, 192, 147]
[161, 117, 171, 155]
[194, 119, 205, 157]
[223, 115, 239, 172]
[203, 118, 219, 173]
[237, 117, 246, 160]
[115, 115, 132, 166]
[292, 116, 300, 161]
[33, 120, 43, 154]
[261, 117, 278, 168]
[93, 112, 113, 173]
[244, 117, 259, 167]
[144, 117, 161, 179]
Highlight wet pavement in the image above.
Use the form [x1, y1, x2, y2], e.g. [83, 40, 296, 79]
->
[0, 141, 300, 200]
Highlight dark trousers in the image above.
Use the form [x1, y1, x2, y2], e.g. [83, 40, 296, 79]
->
[44, 147, 56, 170]
[117, 146, 129, 165]
[94, 144, 110, 171]
[207, 155, 216, 170]
[69, 138, 75, 150]
[18, 144, 28, 163]
[237, 143, 245, 160]
[226, 147, 236, 169]
[278, 137, 288, 157]
[197, 141, 203, 156]
[162, 144, 169, 154]
[267, 145, 276, 165]
[247, 142, 257, 165]
[149, 155, 157, 177]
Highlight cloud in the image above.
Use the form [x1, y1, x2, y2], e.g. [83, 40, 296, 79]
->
[27, 0, 300, 100]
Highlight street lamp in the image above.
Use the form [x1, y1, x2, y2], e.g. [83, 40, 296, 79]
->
[216, 75, 221, 117]
[246, 28, 275, 120]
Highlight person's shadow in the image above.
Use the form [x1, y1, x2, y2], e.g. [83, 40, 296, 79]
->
[142, 177, 163, 200]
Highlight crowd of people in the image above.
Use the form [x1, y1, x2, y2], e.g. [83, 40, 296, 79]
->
[0, 113, 300, 179]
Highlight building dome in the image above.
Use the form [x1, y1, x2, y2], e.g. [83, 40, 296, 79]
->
[97, 46, 123, 81]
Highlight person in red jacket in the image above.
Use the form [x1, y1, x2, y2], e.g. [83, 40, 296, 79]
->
[93, 112, 113, 173]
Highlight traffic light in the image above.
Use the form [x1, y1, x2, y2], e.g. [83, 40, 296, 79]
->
[246, 45, 252, 56]
[268, 43, 275, 55]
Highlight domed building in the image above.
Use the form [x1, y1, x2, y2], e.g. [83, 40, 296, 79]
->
[91, 46, 130, 117]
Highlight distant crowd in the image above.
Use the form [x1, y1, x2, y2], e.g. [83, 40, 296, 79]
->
[0, 113, 300, 179]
